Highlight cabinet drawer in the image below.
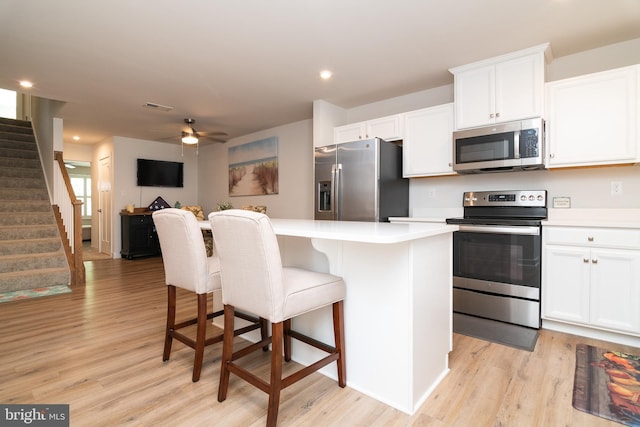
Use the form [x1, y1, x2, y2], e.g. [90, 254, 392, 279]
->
[132, 215, 153, 225]
[544, 227, 640, 249]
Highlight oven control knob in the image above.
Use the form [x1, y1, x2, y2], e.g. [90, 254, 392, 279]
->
[520, 195, 527, 201]
[529, 195, 535, 201]
[537, 194, 544, 201]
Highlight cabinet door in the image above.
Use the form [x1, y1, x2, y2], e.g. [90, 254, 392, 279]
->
[454, 65, 495, 129]
[495, 54, 543, 123]
[589, 248, 640, 334]
[546, 65, 638, 167]
[542, 245, 590, 324]
[334, 123, 365, 144]
[403, 104, 455, 177]
[366, 115, 403, 141]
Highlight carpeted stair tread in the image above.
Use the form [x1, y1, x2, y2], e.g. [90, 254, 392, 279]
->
[0, 117, 32, 127]
[0, 131, 35, 143]
[0, 119, 35, 132]
[1, 176, 47, 189]
[0, 146, 39, 160]
[0, 212, 56, 226]
[0, 238, 62, 255]
[0, 225, 59, 240]
[0, 166, 43, 179]
[0, 267, 70, 292]
[0, 139, 36, 151]
[0, 200, 52, 213]
[0, 157, 40, 169]
[0, 251, 68, 273]
[0, 187, 49, 200]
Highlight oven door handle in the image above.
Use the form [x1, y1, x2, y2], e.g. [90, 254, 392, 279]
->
[457, 225, 540, 235]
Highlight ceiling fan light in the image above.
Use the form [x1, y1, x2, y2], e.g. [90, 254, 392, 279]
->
[181, 132, 198, 145]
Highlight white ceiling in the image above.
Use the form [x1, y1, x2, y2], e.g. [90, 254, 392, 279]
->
[1, 0, 639, 146]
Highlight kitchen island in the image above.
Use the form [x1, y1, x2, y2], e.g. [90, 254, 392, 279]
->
[202, 218, 458, 414]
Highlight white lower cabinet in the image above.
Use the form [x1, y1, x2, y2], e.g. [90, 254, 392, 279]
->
[542, 226, 640, 336]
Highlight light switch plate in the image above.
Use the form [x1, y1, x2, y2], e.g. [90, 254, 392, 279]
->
[553, 197, 571, 208]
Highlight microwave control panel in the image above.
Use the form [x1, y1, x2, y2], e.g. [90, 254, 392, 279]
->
[519, 128, 540, 158]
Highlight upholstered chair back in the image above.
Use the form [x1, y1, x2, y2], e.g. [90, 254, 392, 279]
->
[209, 209, 285, 322]
[153, 208, 220, 294]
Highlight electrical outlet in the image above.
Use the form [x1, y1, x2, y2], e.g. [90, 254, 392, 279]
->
[611, 181, 623, 196]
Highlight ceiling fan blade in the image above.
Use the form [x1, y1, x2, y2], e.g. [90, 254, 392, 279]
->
[198, 131, 228, 136]
[200, 135, 228, 143]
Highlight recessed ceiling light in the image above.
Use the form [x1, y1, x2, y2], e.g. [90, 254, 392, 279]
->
[320, 70, 333, 80]
[19, 80, 33, 88]
[73, 135, 80, 141]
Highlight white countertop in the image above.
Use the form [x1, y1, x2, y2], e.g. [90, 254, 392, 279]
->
[200, 219, 458, 244]
[543, 208, 640, 229]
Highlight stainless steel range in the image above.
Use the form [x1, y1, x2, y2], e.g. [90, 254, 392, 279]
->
[446, 190, 547, 330]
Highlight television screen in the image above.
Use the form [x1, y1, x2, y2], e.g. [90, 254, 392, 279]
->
[137, 158, 184, 187]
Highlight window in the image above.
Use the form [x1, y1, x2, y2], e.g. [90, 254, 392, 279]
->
[0, 88, 17, 119]
[70, 176, 91, 218]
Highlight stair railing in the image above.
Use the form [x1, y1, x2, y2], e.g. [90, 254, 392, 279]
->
[53, 151, 85, 286]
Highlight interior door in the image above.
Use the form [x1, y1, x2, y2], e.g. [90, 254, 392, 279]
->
[98, 155, 112, 256]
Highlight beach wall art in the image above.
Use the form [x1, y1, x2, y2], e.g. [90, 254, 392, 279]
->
[228, 136, 279, 196]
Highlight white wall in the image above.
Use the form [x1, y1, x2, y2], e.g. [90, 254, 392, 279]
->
[410, 166, 640, 216]
[110, 136, 199, 258]
[198, 119, 313, 219]
[63, 143, 93, 162]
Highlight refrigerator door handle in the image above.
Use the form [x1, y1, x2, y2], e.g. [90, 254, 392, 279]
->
[332, 163, 342, 220]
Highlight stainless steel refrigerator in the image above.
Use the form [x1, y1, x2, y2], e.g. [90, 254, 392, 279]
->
[314, 138, 409, 222]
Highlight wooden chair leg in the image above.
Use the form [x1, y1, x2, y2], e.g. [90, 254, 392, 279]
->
[218, 305, 235, 402]
[261, 317, 269, 352]
[267, 321, 284, 427]
[283, 319, 292, 362]
[333, 301, 347, 388]
[163, 285, 176, 362]
[192, 293, 208, 382]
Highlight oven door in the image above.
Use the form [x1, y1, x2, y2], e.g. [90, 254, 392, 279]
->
[452, 224, 541, 295]
[452, 224, 542, 328]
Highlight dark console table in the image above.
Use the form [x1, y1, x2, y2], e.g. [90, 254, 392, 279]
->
[120, 211, 161, 259]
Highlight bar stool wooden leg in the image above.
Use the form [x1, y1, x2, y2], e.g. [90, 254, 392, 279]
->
[163, 285, 176, 362]
[333, 301, 347, 387]
[218, 305, 235, 402]
[192, 293, 208, 382]
[267, 322, 284, 427]
[283, 319, 292, 362]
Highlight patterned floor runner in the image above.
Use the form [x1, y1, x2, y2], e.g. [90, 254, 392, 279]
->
[0, 285, 71, 303]
[573, 344, 640, 426]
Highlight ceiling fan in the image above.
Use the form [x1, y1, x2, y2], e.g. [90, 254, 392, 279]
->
[180, 118, 228, 144]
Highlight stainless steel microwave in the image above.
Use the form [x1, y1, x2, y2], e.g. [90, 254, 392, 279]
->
[453, 118, 545, 174]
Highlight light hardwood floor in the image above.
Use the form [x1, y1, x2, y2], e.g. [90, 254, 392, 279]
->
[1, 257, 637, 426]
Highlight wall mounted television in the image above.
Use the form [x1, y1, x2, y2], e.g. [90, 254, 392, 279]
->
[137, 158, 184, 187]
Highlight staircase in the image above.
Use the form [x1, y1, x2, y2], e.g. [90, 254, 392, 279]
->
[0, 117, 70, 292]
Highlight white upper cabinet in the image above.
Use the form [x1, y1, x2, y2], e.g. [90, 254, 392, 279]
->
[545, 64, 639, 168]
[450, 44, 550, 130]
[334, 122, 365, 144]
[403, 103, 455, 177]
[334, 114, 403, 144]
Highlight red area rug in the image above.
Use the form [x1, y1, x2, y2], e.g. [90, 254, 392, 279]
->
[573, 344, 640, 426]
